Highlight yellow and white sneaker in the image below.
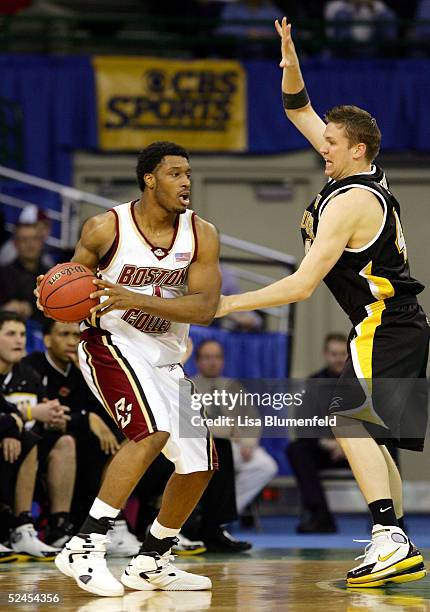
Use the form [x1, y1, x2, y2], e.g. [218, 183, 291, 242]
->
[347, 524, 425, 587]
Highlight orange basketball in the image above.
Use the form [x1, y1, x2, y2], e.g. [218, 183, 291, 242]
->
[39, 262, 98, 322]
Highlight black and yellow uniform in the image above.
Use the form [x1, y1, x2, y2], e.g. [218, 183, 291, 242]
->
[301, 165, 430, 450]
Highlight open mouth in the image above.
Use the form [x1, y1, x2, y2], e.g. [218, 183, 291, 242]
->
[178, 193, 190, 206]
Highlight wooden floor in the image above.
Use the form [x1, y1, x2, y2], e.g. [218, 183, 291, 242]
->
[1, 550, 429, 611]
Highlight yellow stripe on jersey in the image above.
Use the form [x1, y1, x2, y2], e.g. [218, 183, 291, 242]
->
[100, 336, 155, 434]
[359, 261, 395, 301]
[344, 301, 388, 428]
[81, 341, 116, 422]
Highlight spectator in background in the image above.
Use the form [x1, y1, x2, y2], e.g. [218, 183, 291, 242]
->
[287, 332, 348, 533]
[0, 205, 54, 268]
[0, 391, 42, 562]
[217, 264, 263, 331]
[0, 311, 63, 558]
[413, 0, 430, 42]
[217, 0, 281, 57]
[191, 339, 277, 547]
[324, 0, 397, 54]
[0, 222, 50, 322]
[24, 320, 140, 557]
[0, 310, 77, 554]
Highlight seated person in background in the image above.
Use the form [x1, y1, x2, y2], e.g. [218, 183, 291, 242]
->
[287, 332, 348, 534]
[0, 205, 55, 268]
[324, 0, 397, 53]
[0, 223, 50, 323]
[0, 310, 74, 553]
[413, 0, 430, 41]
[24, 319, 138, 557]
[217, 0, 281, 57]
[194, 338, 278, 519]
[0, 393, 48, 562]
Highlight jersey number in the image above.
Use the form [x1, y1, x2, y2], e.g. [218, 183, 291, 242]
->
[153, 286, 163, 297]
[393, 209, 407, 263]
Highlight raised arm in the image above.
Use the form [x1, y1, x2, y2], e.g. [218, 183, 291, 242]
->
[275, 17, 326, 152]
[89, 216, 222, 326]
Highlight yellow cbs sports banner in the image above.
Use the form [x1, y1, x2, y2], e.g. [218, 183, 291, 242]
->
[93, 57, 247, 152]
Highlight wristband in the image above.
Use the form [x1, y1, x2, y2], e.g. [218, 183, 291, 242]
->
[26, 404, 32, 421]
[282, 87, 310, 110]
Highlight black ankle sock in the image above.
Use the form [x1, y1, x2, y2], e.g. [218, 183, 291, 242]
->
[48, 512, 70, 527]
[79, 515, 114, 536]
[14, 511, 33, 528]
[139, 532, 177, 556]
[397, 516, 405, 532]
[368, 499, 398, 527]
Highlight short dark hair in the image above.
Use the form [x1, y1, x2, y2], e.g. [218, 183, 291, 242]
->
[42, 318, 57, 336]
[0, 310, 26, 331]
[324, 332, 347, 350]
[136, 141, 189, 192]
[195, 339, 224, 360]
[324, 105, 381, 162]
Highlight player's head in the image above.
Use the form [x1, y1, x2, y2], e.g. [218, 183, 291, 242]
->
[323, 332, 348, 376]
[43, 319, 80, 367]
[136, 141, 191, 214]
[0, 311, 26, 369]
[321, 105, 381, 179]
[14, 223, 44, 265]
[195, 339, 224, 378]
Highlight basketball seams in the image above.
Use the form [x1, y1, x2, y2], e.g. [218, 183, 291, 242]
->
[41, 274, 95, 308]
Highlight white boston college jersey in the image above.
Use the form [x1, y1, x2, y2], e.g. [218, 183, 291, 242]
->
[82, 201, 197, 367]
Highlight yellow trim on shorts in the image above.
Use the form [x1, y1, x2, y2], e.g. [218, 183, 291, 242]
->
[100, 335, 155, 434]
[81, 340, 116, 422]
[346, 301, 388, 427]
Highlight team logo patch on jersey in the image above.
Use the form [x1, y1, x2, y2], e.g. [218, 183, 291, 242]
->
[115, 397, 132, 429]
[175, 252, 191, 262]
[58, 386, 71, 398]
[153, 248, 166, 258]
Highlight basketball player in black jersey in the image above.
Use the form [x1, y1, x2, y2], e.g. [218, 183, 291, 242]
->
[217, 18, 430, 587]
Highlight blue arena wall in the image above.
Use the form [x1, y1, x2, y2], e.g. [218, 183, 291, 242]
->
[0, 55, 429, 194]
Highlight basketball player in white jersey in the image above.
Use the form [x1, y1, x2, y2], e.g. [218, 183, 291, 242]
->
[36, 142, 221, 596]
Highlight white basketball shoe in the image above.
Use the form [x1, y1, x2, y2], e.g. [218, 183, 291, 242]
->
[9, 524, 60, 561]
[106, 520, 141, 557]
[121, 550, 212, 591]
[55, 533, 124, 597]
[0, 542, 19, 563]
[347, 524, 425, 587]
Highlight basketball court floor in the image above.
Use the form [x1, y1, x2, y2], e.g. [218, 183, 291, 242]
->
[1, 546, 429, 611]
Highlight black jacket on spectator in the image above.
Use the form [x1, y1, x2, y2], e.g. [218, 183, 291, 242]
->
[0, 257, 49, 322]
[0, 361, 42, 414]
[23, 351, 108, 434]
[0, 414, 20, 440]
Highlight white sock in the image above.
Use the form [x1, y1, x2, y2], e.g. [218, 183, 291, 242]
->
[89, 498, 120, 521]
[150, 518, 180, 540]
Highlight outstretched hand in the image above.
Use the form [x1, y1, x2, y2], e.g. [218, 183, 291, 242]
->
[275, 16, 298, 69]
[215, 295, 233, 318]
